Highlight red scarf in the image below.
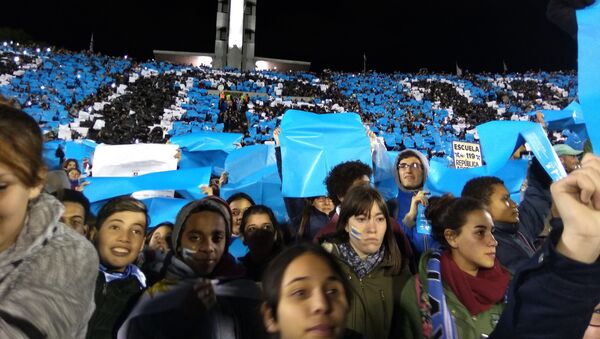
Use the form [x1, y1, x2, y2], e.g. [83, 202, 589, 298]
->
[440, 250, 510, 316]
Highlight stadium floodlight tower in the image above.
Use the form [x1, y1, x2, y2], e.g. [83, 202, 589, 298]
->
[214, 0, 257, 71]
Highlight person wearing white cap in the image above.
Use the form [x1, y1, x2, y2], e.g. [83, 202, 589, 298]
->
[553, 144, 583, 173]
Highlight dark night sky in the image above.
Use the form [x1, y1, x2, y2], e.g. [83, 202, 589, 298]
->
[1, 0, 576, 73]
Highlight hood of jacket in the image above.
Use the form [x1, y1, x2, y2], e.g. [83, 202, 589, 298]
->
[0, 193, 64, 269]
[393, 149, 430, 193]
[171, 196, 233, 253]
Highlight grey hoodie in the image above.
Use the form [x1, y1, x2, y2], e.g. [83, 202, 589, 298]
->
[0, 193, 99, 338]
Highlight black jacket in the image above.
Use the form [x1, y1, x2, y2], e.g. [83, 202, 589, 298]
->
[494, 158, 552, 274]
[491, 228, 600, 339]
[86, 274, 145, 339]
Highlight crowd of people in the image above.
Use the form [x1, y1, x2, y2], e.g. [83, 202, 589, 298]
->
[0, 41, 581, 151]
[1, 3, 600, 335]
[1, 98, 600, 339]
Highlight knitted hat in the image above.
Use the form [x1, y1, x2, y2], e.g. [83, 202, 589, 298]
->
[171, 196, 233, 252]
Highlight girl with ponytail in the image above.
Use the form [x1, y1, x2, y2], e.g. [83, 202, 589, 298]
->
[398, 194, 510, 339]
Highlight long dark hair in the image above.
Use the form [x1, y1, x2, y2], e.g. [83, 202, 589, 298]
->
[240, 205, 284, 251]
[322, 185, 403, 276]
[425, 194, 487, 248]
[297, 198, 314, 240]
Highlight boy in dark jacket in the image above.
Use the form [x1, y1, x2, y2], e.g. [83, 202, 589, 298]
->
[462, 158, 552, 273]
[86, 197, 149, 339]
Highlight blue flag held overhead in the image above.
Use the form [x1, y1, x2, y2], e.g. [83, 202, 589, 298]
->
[142, 197, 192, 228]
[280, 110, 371, 197]
[170, 131, 243, 153]
[426, 157, 529, 204]
[83, 167, 211, 203]
[577, 3, 600, 153]
[220, 144, 287, 221]
[477, 121, 566, 181]
[170, 131, 243, 175]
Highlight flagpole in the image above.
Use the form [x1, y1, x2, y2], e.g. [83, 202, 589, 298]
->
[89, 33, 94, 53]
[363, 52, 366, 74]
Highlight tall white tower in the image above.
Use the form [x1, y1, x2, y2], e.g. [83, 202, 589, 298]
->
[214, 0, 257, 70]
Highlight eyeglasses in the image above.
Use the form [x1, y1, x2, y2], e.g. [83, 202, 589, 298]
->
[398, 163, 422, 170]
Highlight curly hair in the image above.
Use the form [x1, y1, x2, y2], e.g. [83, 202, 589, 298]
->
[325, 160, 372, 206]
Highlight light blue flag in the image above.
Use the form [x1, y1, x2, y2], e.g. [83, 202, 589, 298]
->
[220, 144, 287, 222]
[43, 140, 65, 170]
[171, 132, 243, 176]
[426, 157, 529, 201]
[179, 150, 229, 176]
[64, 140, 97, 166]
[577, 3, 600, 153]
[477, 121, 566, 181]
[280, 110, 371, 197]
[83, 167, 211, 203]
[533, 104, 588, 140]
[373, 144, 397, 201]
[142, 197, 192, 228]
[170, 132, 243, 153]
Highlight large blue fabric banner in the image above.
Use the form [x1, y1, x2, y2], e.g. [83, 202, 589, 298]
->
[577, 3, 600, 153]
[220, 144, 287, 222]
[477, 121, 566, 181]
[426, 157, 529, 202]
[178, 150, 229, 177]
[280, 110, 371, 197]
[533, 102, 588, 141]
[142, 197, 192, 228]
[83, 167, 211, 203]
[64, 140, 97, 167]
[170, 131, 243, 153]
[170, 132, 243, 176]
[43, 140, 64, 170]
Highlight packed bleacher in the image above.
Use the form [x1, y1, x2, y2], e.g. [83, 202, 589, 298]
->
[2, 7, 600, 336]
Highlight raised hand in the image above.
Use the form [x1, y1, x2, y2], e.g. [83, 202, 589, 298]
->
[553, 153, 600, 263]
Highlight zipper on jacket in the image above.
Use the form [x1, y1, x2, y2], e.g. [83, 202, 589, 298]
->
[102, 281, 108, 296]
[380, 289, 388, 330]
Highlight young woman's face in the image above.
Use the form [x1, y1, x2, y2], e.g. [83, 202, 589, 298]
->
[179, 211, 227, 276]
[65, 161, 77, 171]
[96, 211, 146, 272]
[148, 225, 173, 252]
[267, 253, 348, 339]
[243, 212, 276, 254]
[446, 209, 498, 276]
[0, 163, 43, 253]
[312, 196, 334, 215]
[344, 202, 387, 259]
[229, 198, 252, 235]
[487, 184, 519, 224]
